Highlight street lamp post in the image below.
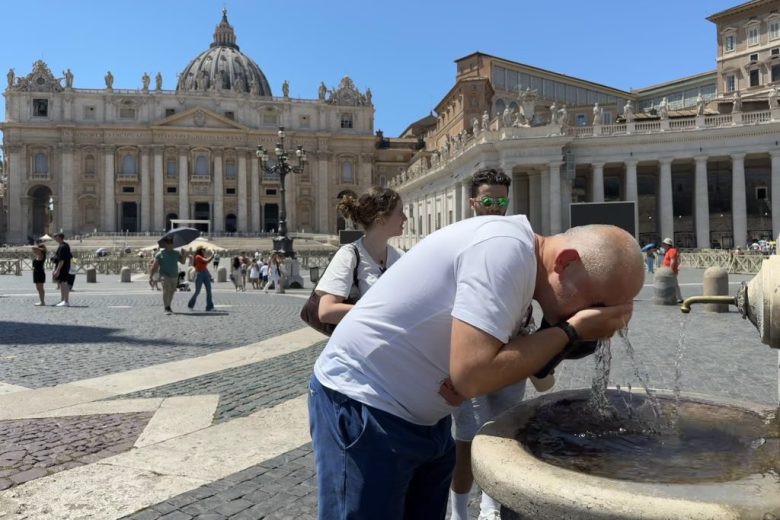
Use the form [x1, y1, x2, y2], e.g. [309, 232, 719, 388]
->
[256, 126, 307, 257]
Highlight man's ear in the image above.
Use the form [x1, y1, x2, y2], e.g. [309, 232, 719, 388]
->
[553, 248, 581, 274]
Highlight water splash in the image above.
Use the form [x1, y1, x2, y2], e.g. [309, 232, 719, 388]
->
[616, 327, 664, 423]
[670, 315, 691, 428]
[587, 339, 615, 418]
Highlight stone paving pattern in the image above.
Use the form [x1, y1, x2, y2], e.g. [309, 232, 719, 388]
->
[0, 412, 153, 491]
[112, 342, 326, 424]
[0, 274, 307, 388]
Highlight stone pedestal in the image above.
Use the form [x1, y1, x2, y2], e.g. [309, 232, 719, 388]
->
[120, 267, 131, 283]
[217, 266, 227, 283]
[86, 267, 97, 283]
[284, 258, 304, 289]
[703, 267, 729, 313]
[653, 268, 678, 305]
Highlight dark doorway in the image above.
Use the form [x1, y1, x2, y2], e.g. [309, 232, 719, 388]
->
[166, 213, 178, 231]
[121, 202, 138, 232]
[30, 186, 53, 237]
[194, 203, 210, 232]
[225, 213, 237, 233]
[264, 204, 278, 232]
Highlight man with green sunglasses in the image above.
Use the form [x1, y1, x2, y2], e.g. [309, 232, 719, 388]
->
[469, 168, 511, 217]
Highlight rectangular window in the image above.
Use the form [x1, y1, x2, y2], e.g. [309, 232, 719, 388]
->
[748, 28, 759, 46]
[166, 158, 177, 178]
[750, 68, 760, 87]
[726, 74, 736, 93]
[773, 64, 780, 82]
[576, 114, 587, 127]
[84, 105, 96, 120]
[224, 111, 234, 120]
[750, 53, 759, 62]
[340, 113, 353, 129]
[602, 111, 612, 125]
[119, 107, 136, 119]
[773, 47, 780, 56]
[165, 108, 176, 117]
[166, 186, 177, 194]
[772, 21, 780, 40]
[225, 161, 237, 178]
[725, 35, 735, 52]
[226, 188, 236, 195]
[756, 186, 768, 200]
[122, 186, 135, 193]
[265, 189, 277, 196]
[33, 99, 48, 117]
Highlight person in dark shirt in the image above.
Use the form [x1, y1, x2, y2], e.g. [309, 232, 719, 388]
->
[53, 233, 74, 307]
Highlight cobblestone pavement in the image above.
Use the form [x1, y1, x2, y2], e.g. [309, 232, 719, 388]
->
[0, 273, 309, 388]
[112, 342, 326, 424]
[0, 412, 153, 491]
[0, 267, 777, 519]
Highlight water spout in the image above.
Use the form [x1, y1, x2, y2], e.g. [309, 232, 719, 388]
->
[679, 296, 737, 314]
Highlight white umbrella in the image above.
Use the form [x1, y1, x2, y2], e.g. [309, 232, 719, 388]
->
[39, 234, 53, 241]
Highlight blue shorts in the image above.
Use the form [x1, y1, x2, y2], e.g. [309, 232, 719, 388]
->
[308, 375, 455, 519]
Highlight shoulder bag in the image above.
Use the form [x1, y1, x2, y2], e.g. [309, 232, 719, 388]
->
[300, 244, 360, 336]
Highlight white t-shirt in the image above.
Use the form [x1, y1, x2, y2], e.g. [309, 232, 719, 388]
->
[315, 238, 403, 300]
[313, 215, 537, 425]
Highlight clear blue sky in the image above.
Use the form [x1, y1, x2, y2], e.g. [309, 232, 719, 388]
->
[1, 0, 737, 138]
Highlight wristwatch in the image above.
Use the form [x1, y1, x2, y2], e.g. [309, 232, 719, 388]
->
[553, 320, 579, 346]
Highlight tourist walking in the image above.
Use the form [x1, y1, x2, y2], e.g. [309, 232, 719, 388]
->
[188, 246, 215, 311]
[149, 236, 187, 315]
[52, 233, 74, 307]
[645, 247, 655, 274]
[249, 259, 260, 289]
[267, 253, 286, 294]
[231, 256, 243, 291]
[309, 219, 644, 519]
[316, 186, 406, 328]
[661, 237, 683, 303]
[31, 240, 47, 306]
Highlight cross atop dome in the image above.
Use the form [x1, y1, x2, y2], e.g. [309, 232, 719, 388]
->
[212, 8, 238, 50]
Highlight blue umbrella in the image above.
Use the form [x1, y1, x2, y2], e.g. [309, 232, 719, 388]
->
[158, 227, 200, 249]
[641, 243, 656, 252]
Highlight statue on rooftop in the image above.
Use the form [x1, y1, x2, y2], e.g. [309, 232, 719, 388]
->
[658, 97, 669, 120]
[318, 81, 327, 101]
[63, 69, 73, 89]
[142, 72, 150, 92]
[155, 72, 162, 91]
[770, 85, 779, 109]
[104, 70, 113, 90]
[549, 102, 558, 124]
[282, 80, 290, 98]
[482, 110, 489, 131]
[623, 100, 635, 122]
[696, 92, 706, 116]
[732, 91, 742, 113]
[592, 102, 603, 125]
[6, 68, 14, 88]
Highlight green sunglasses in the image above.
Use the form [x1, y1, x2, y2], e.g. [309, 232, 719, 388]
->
[478, 196, 509, 208]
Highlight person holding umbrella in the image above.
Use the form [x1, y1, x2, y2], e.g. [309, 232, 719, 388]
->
[641, 242, 656, 273]
[187, 245, 215, 311]
[149, 232, 192, 315]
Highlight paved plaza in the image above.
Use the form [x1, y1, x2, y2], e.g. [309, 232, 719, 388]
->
[0, 266, 777, 519]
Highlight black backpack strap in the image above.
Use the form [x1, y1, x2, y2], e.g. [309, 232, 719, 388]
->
[351, 243, 361, 294]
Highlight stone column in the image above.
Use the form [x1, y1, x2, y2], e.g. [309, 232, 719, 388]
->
[590, 162, 605, 202]
[317, 152, 330, 233]
[771, 152, 780, 240]
[461, 180, 472, 219]
[178, 148, 189, 219]
[213, 149, 224, 233]
[237, 151, 248, 232]
[153, 146, 164, 231]
[548, 161, 563, 234]
[7, 145, 24, 242]
[528, 171, 541, 231]
[731, 153, 747, 248]
[59, 144, 74, 234]
[103, 146, 115, 231]
[560, 172, 572, 230]
[140, 147, 150, 231]
[503, 167, 515, 215]
[624, 160, 638, 239]
[658, 158, 674, 242]
[250, 151, 260, 232]
[694, 155, 710, 249]
[455, 182, 464, 221]
[539, 167, 550, 235]
[20, 196, 32, 241]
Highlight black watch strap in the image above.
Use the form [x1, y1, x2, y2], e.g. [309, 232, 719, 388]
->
[553, 321, 579, 345]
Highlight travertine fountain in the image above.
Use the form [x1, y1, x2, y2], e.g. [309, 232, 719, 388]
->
[472, 257, 780, 520]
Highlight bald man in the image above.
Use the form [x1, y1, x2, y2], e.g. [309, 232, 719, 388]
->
[308, 217, 644, 520]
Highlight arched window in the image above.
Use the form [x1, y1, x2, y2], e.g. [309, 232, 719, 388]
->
[195, 155, 208, 176]
[34, 153, 48, 174]
[508, 101, 519, 114]
[494, 99, 506, 117]
[121, 154, 137, 175]
[341, 161, 354, 184]
[225, 159, 237, 178]
[84, 154, 95, 175]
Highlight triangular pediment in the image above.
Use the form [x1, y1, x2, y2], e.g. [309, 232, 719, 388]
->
[153, 107, 247, 130]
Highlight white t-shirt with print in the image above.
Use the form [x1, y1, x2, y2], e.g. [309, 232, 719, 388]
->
[315, 238, 403, 300]
[313, 215, 537, 425]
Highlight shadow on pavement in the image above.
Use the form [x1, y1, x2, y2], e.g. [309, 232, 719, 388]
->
[0, 321, 178, 346]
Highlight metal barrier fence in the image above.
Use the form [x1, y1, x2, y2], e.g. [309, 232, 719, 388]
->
[679, 251, 766, 274]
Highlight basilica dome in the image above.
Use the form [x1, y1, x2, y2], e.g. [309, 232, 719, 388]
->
[176, 10, 272, 97]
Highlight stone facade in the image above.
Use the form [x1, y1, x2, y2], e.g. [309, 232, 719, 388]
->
[390, 2, 780, 251]
[1, 12, 377, 243]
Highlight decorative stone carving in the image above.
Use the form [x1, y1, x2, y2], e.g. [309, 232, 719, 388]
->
[658, 97, 669, 120]
[105, 70, 114, 90]
[318, 81, 327, 101]
[193, 110, 206, 127]
[327, 76, 371, 106]
[769, 85, 778, 109]
[502, 107, 513, 128]
[282, 80, 289, 98]
[482, 110, 489, 131]
[623, 100, 635, 122]
[63, 69, 73, 89]
[557, 104, 568, 126]
[10, 61, 63, 93]
[142, 72, 150, 92]
[472, 118, 479, 135]
[695, 92, 705, 116]
[549, 102, 558, 124]
[519, 87, 538, 125]
[732, 91, 742, 113]
[155, 72, 162, 91]
[512, 109, 526, 128]
[365, 88, 372, 106]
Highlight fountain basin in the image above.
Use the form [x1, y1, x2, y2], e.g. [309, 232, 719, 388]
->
[472, 389, 779, 520]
